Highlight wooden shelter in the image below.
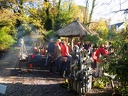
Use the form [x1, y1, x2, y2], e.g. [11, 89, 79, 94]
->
[56, 19, 92, 38]
[56, 19, 94, 50]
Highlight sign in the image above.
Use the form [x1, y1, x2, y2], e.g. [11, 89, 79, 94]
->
[0, 84, 7, 94]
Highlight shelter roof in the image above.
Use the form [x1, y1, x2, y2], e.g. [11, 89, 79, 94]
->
[56, 20, 93, 37]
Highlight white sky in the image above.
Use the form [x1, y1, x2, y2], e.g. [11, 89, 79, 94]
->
[74, 0, 128, 24]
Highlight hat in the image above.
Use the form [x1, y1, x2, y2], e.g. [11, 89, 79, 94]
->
[57, 39, 61, 42]
[50, 38, 54, 42]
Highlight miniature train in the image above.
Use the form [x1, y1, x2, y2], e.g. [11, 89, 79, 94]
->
[18, 44, 93, 95]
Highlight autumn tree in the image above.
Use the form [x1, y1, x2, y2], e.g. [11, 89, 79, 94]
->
[90, 19, 109, 41]
[80, 0, 97, 26]
[54, 0, 86, 31]
[0, 8, 17, 50]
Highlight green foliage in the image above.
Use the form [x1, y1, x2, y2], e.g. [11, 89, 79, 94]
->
[54, 10, 72, 30]
[43, 30, 57, 42]
[0, 9, 17, 50]
[54, 2, 85, 31]
[83, 34, 99, 44]
[17, 8, 45, 37]
[104, 32, 128, 96]
[0, 9, 17, 35]
[93, 76, 109, 89]
[0, 27, 15, 50]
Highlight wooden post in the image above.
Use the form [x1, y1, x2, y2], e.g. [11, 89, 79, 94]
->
[71, 37, 73, 51]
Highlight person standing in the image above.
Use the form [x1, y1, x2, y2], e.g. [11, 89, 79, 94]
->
[91, 47, 98, 73]
[83, 41, 91, 51]
[45, 38, 55, 66]
[54, 39, 61, 72]
[83, 41, 92, 57]
[59, 40, 72, 77]
[47, 38, 55, 55]
[92, 43, 109, 77]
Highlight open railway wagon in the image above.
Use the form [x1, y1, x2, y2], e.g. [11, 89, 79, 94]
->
[10, 39, 54, 77]
[11, 39, 49, 76]
[19, 38, 49, 71]
[27, 54, 46, 69]
[30, 47, 48, 70]
[17, 54, 49, 73]
[26, 50, 55, 72]
[27, 53, 56, 73]
[67, 50, 93, 95]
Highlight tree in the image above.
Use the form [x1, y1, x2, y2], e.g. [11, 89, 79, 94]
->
[82, 0, 97, 26]
[43, 0, 53, 31]
[54, 0, 62, 31]
[0, 8, 16, 50]
[0, 27, 15, 50]
[88, 0, 96, 24]
[105, 31, 128, 96]
[54, 1, 85, 31]
[90, 19, 109, 41]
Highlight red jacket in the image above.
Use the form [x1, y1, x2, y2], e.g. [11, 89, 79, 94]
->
[60, 44, 69, 57]
[92, 48, 108, 62]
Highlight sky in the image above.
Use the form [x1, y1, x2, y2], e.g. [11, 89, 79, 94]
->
[74, 0, 128, 24]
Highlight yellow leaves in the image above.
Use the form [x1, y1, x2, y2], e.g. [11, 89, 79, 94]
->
[43, 2, 50, 9]
[72, 7, 84, 21]
[29, 8, 38, 14]
[0, 9, 12, 19]
[90, 19, 108, 40]
[32, 19, 42, 26]
[93, 78, 106, 89]
[96, 20, 108, 32]
[18, 14, 31, 24]
[0, 9, 17, 27]
[125, 35, 128, 42]
[50, 7, 58, 15]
